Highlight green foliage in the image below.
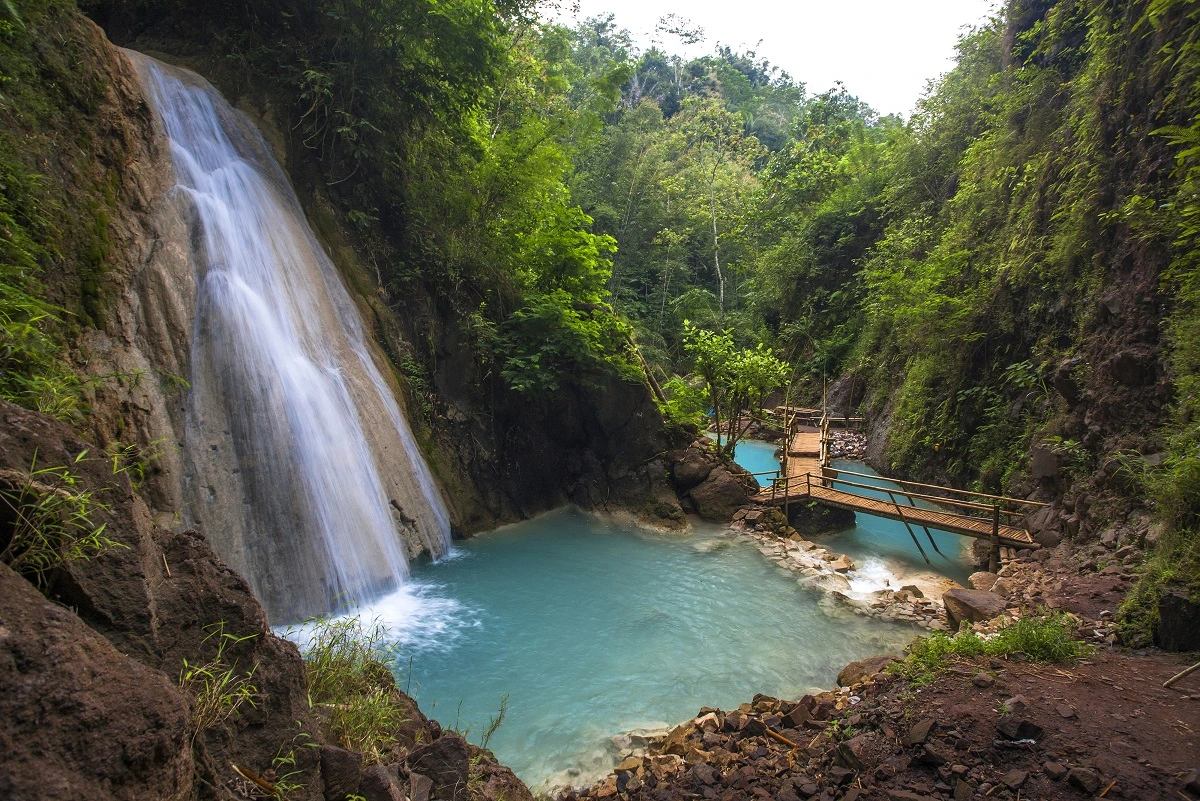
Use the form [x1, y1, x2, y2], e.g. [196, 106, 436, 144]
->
[107, 437, 166, 490]
[658, 375, 707, 433]
[266, 742, 310, 800]
[683, 321, 787, 454]
[0, 451, 125, 587]
[294, 615, 408, 764]
[496, 291, 641, 395]
[178, 623, 259, 737]
[478, 692, 509, 751]
[0, 125, 79, 418]
[889, 613, 1093, 687]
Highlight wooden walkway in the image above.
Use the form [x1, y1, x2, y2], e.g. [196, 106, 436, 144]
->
[786, 430, 821, 480]
[751, 475, 1035, 548]
[741, 410, 1046, 567]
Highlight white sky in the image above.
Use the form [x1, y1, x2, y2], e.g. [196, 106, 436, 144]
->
[551, 0, 999, 117]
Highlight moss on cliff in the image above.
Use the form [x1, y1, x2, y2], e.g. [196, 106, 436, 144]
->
[0, 0, 141, 418]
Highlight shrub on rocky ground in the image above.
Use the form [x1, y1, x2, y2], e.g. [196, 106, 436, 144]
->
[888, 613, 1093, 687]
[291, 615, 410, 763]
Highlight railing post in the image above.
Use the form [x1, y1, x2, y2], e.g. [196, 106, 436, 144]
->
[784, 474, 790, 523]
[989, 504, 1001, 572]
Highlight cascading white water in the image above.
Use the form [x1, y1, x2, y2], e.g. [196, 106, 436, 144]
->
[130, 53, 452, 622]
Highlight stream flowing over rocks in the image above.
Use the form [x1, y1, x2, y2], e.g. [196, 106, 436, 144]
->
[565, 524, 1200, 801]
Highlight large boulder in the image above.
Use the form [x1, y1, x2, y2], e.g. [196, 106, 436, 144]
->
[689, 467, 752, 521]
[1030, 446, 1060, 480]
[1155, 590, 1200, 652]
[0, 564, 193, 801]
[407, 733, 471, 801]
[1025, 505, 1064, 547]
[671, 444, 715, 490]
[837, 655, 899, 687]
[942, 588, 1008, 631]
[967, 571, 998, 592]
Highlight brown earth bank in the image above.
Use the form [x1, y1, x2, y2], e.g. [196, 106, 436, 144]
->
[560, 649, 1199, 801]
[563, 525, 1200, 801]
[0, 398, 532, 801]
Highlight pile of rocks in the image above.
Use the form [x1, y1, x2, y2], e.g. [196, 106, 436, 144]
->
[564, 687, 888, 801]
[668, 440, 759, 522]
[827, 430, 867, 460]
[568, 645, 1200, 801]
[734, 525, 952, 632]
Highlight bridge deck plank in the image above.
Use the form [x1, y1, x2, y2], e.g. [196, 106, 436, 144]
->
[750, 481, 1034, 547]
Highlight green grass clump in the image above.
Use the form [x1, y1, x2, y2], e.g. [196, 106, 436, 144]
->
[1117, 526, 1200, 647]
[889, 613, 1094, 687]
[295, 616, 408, 764]
[0, 452, 126, 586]
[178, 623, 259, 739]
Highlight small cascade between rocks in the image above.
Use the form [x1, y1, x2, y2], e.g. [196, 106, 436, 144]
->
[130, 53, 452, 622]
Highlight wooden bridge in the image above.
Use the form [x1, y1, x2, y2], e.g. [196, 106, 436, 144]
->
[746, 411, 1047, 570]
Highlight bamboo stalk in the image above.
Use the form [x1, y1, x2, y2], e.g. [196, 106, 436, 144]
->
[1163, 660, 1200, 689]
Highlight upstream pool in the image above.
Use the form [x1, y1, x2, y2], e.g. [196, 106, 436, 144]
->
[345, 509, 917, 791]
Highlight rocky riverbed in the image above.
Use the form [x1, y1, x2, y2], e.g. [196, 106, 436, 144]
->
[561, 641, 1199, 801]
[826, 431, 867, 460]
[564, 513, 1200, 801]
[736, 525, 954, 632]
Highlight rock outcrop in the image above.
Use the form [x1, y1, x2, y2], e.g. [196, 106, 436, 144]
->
[942, 588, 1008, 631]
[667, 440, 757, 522]
[0, 399, 534, 801]
[0, 563, 193, 801]
[836, 655, 898, 688]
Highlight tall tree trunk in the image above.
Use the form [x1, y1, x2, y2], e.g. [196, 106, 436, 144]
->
[710, 382, 722, 452]
[707, 180, 724, 321]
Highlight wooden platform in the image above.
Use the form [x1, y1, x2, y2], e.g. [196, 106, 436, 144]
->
[750, 475, 1036, 548]
[785, 431, 822, 480]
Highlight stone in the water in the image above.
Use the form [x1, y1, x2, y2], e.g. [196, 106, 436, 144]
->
[673, 446, 714, 489]
[616, 756, 643, 772]
[689, 467, 752, 521]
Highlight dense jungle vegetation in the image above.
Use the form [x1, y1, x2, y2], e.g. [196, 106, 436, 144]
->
[2, 0, 1198, 637]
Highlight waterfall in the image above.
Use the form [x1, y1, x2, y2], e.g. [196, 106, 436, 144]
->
[130, 54, 452, 622]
